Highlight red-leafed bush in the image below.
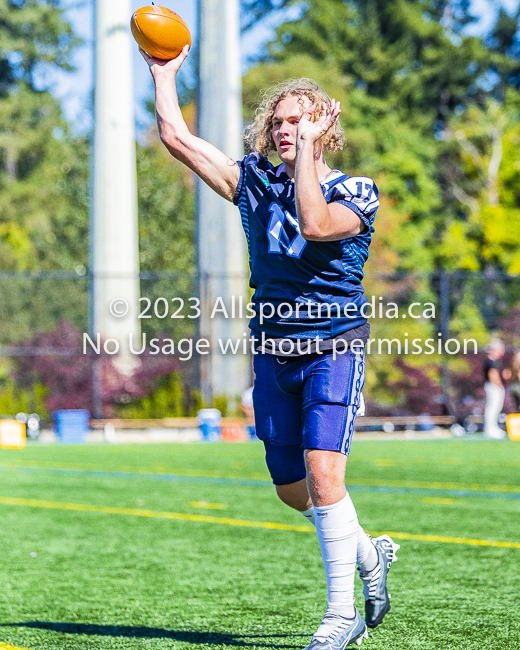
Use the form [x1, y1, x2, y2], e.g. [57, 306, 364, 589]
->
[12, 321, 180, 417]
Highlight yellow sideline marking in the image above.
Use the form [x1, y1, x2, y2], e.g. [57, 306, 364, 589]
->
[381, 531, 520, 549]
[188, 501, 226, 510]
[347, 477, 520, 493]
[0, 497, 312, 532]
[2, 459, 520, 494]
[370, 456, 520, 468]
[1, 496, 520, 549]
[0, 642, 30, 650]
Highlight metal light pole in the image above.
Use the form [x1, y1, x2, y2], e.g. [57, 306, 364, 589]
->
[90, 0, 140, 398]
[197, 0, 250, 405]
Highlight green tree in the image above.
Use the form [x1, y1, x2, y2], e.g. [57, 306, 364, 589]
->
[0, 379, 49, 421]
[0, 0, 77, 88]
[242, 0, 511, 278]
[0, 0, 79, 269]
[242, 0, 520, 408]
[137, 124, 196, 341]
[0, 1, 91, 353]
[116, 371, 187, 418]
[137, 135, 195, 274]
[264, 0, 502, 123]
[486, 3, 520, 90]
[440, 91, 520, 273]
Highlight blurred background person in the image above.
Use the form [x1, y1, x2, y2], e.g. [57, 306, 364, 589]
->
[483, 339, 507, 439]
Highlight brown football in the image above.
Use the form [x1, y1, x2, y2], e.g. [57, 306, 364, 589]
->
[131, 5, 191, 60]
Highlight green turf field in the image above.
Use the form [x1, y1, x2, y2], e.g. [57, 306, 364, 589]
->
[0, 438, 519, 650]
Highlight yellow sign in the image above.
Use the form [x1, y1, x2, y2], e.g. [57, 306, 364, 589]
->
[506, 414, 520, 441]
[0, 420, 26, 449]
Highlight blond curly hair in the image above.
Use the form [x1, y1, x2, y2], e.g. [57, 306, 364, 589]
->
[244, 78, 345, 156]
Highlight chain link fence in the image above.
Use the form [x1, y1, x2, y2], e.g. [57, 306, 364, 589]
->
[1, 270, 519, 423]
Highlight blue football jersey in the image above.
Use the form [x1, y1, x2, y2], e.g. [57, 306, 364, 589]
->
[233, 152, 379, 339]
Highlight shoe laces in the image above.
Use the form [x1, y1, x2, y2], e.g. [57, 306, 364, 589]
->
[314, 614, 354, 642]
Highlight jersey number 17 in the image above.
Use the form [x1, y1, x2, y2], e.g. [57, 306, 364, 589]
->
[267, 203, 307, 259]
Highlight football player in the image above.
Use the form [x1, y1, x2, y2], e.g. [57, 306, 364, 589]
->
[141, 44, 399, 649]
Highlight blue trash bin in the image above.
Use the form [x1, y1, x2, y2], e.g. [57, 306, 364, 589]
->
[197, 409, 221, 441]
[53, 409, 90, 444]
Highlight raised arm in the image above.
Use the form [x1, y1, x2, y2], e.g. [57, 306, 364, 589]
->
[141, 46, 240, 202]
[294, 101, 364, 241]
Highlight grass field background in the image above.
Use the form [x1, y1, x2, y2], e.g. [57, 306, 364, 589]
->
[0, 438, 519, 650]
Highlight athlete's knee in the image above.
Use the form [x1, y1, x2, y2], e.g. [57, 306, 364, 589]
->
[275, 479, 311, 512]
[305, 449, 347, 507]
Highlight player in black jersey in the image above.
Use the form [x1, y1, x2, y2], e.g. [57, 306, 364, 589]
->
[142, 45, 399, 649]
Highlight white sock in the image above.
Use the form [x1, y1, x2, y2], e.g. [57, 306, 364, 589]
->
[301, 507, 315, 525]
[357, 529, 378, 573]
[301, 506, 377, 572]
[314, 493, 359, 619]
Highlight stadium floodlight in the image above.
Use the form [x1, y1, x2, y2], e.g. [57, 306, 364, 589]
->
[197, 0, 250, 404]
